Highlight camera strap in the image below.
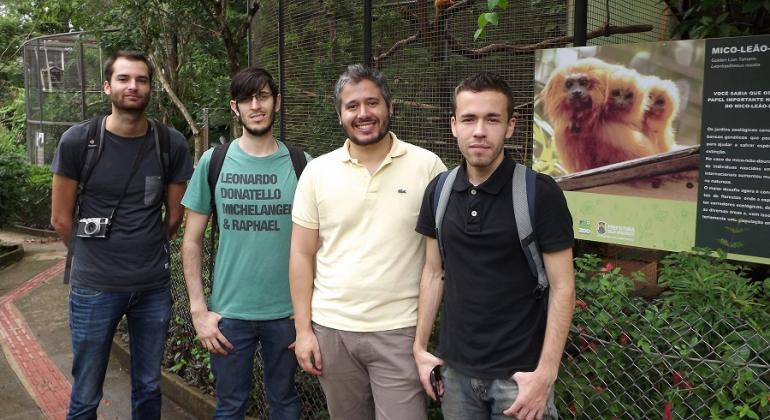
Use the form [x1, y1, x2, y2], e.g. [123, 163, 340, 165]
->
[107, 133, 152, 221]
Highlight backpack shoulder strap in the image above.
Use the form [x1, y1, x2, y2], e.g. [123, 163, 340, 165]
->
[78, 116, 107, 195]
[208, 141, 232, 230]
[65, 116, 105, 284]
[512, 163, 548, 297]
[286, 143, 308, 179]
[433, 166, 459, 263]
[150, 119, 170, 185]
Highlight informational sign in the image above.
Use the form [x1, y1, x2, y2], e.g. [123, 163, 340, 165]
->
[695, 36, 770, 260]
[534, 35, 770, 264]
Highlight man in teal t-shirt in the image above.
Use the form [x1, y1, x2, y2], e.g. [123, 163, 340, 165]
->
[181, 68, 305, 420]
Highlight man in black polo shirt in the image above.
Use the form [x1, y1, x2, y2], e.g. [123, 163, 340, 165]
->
[413, 72, 575, 420]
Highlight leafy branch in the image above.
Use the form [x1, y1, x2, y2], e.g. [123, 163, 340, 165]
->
[375, 20, 652, 64]
[448, 23, 654, 58]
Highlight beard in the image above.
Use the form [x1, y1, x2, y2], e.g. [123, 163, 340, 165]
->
[345, 118, 390, 147]
[239, 110, 276, 137]
[112, 94, 150, 113]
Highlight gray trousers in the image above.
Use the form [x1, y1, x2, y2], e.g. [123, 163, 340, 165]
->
[313, 323, 427, 420]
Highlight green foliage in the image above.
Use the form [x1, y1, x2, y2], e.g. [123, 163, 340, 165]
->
[532, 112, 567, 176]
[666, 0, 770, 39]
[0, 0, 81, 103]
[0, 87, 26, 134]
[560, 251, 770, 418]
[164, 316, 216, 392]
[0, 129, 30, 226]
[0, 86, 50, 228]
[474, 0, 508, 40]
[14, 164, 52, 228]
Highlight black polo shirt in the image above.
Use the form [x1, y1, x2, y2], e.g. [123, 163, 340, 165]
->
[415, 157, 574, 379]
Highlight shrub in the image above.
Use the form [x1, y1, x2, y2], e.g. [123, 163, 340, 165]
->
[559, 251, 770, 419]
[14, 164, 53, 229]
[0, 129, 30, 226]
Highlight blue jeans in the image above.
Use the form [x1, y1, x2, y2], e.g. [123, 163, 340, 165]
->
[67, 285, 171, 420]
[210, 317, 300, 420]
[440, 365, 558, 420]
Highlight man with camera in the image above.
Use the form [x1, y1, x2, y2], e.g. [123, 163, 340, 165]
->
[50, 50, 193, 420]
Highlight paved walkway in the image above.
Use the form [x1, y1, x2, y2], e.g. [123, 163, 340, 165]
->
[0, 229, 195, 419]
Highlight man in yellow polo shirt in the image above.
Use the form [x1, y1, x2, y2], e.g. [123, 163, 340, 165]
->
[290, 64, 445, 420]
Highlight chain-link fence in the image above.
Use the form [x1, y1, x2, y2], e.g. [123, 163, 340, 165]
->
[165, 239, 770, 419]
[559, 253, 770, 419]
[166, 235, 330, 419]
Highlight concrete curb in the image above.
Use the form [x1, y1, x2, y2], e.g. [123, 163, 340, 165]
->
[111, 337, 217, 420]
[0, 243, 24, 268]
[8, 225, 59, 238]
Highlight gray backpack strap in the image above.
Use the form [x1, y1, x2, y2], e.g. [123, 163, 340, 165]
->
[434, 167, 460, 261]
[512, 163, 548, 298]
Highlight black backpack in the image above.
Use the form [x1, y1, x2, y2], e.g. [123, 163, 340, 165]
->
[205, 140, 307, 233]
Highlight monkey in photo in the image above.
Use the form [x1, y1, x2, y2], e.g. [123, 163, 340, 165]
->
[603, 67, 647, 127]
[435, 0, 454, 18]
[541, 58, 611, 173]
[594, 67, 657, 167]
[643, 76, 680, 153]
[435, 0, 454, 28]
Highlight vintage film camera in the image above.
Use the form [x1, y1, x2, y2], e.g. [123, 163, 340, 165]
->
[75, 217, 111, 239]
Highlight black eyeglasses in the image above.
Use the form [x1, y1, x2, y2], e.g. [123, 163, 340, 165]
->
[238, 92, 273, 103]
[430, 365, 444, 404]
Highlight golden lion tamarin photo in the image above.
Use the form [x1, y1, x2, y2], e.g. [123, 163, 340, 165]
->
[643, 75, 680, 154]
[603, 66, 648, 127]
[541, 57, 682, 173]
[594, 66, 658, 167]
[541, 58, 611, 173]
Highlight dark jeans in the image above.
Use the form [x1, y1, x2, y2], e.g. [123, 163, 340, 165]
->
[67, 285, 171, 420]
[211, 317, 300, 420]
[441, 365, 558, 420]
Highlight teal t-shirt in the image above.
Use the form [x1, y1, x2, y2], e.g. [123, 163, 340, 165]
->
[182, 140, 301, 320]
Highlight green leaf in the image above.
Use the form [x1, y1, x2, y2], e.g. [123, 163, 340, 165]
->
[726, 344, 751, 366]
[482, 12, 500, 26]
[474, 27, 486, 40]
[477, 13, 488, 30]
[738, 404, 759, 419]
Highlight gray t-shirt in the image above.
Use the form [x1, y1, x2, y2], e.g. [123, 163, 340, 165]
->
[51, 120, 193, 291]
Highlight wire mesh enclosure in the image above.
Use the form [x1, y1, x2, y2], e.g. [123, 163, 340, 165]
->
[245, 0, 673, 167]
[22, 31, 164, 165]
[23, 32, 110, 164]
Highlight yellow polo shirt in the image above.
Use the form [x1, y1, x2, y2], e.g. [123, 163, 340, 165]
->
[292, 133, 446, 332]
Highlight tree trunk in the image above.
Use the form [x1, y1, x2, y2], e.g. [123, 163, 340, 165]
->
[149, 52, 203, 161]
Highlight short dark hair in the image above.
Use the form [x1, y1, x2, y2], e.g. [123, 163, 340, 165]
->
[104, 50, 154, 83]
[230, 67, 279, 101]
[334, 64, 392, 114]
[452, 72, 515, 119]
